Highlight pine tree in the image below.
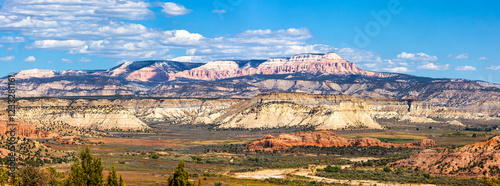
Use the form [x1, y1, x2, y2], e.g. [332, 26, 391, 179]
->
[166, 160, 193, 186]
[69, 158, 85, 186]
[107, 165, 118, 186]
[67, 147, 103, 186]
[119, 175, 126, 186]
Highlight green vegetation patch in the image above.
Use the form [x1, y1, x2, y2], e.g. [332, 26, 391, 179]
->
[344, 133, 426, 143]
[188, 139, 255, 145]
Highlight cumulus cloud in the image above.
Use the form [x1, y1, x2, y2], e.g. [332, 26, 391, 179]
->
[454, 53, 469, 59]
[0, 0, 339, 61]
[382, 67, 411, 73]
[170, 56, 208, 62]
[0, 0, 153, 21]
[161, 2, 192, 17]
[486, 65, 500, 70]
[418, 63, 450, 70]
[0, 56, 15, 62]
[29, 40, 86, 49]
[478, 57, 489, 60]
[396, 52, 438, 61]
[336, 48, 382, 63]
[0, 36, 25, 43]
[455, 66, 476, 71]
[162, 30, 204, 45]
[24, 56, 36, 62]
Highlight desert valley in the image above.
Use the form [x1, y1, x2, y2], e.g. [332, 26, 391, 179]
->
[1, 52, 500, 185]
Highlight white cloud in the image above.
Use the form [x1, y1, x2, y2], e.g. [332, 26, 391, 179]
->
[0, 0, 340, 61]
[61, 58, 73, 63]
[171, 56, 207, 62]
[0, 45, 3, 48]
[29, 40, 86, 49]
[398, 62, 408, 66]
[396, 52, 438, 61]
[382, 67, 411, 73]
[24, 56, 36, 62]
[486, 65, 500, 70]
[161, 2, 192, 17]
[478, 57, 489, 60]
[455, 66, 476, 71]
[79, 57, 91, 62]
[0, 56, 15, 62]
[0, 36, 25, 43]
[212, 9, 227, 13]
[0, 0, 152, 21]
[162, 30, 204, 45]
[418, 63, 450, 70]
[336, 48, 382, 63]
[454, 53, 469, 59]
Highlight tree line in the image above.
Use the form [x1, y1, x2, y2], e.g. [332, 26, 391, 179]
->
[0, 147, 199, 186]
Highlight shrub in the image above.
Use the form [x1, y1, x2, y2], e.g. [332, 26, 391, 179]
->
[383, 167, 392, 173]
[324, 165, 341, 173]
[151, 153, 160, 159]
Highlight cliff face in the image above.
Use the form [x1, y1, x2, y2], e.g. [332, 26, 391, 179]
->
[247, 131, 435, 151]
[215, 93, 383, 130]
[214, 93, 499, 129]
[0, 98, 238, 129]
[16, 105, 148, 130]
[391, 136, 500, 178]
[0, 99, 148, 130]
[172, 53, 374, 81]
[3, 92, 497, 131]
[0, 118, 52, 138]
[109, 98, 240, 124]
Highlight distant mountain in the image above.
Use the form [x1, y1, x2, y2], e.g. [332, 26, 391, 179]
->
[1, 52, 500, 108]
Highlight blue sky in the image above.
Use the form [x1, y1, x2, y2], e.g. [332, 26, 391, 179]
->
[0, 0, 499, 83]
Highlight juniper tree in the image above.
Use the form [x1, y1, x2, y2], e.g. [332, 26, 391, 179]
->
[107, 165, 118, 186]
[67, 147, 103, 186]
[166, 160, 193, 186]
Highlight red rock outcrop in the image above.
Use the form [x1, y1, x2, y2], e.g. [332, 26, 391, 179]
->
[247, 131, 434, 151]
[0, 115, 52, 138]
[404, 139, 436, 147]
[172, 53, 375, 81]
[126, 66, 173, 81]
[391, 136, 500, 177]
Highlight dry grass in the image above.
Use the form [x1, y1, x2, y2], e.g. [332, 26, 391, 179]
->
[86, 138, 188, 147]
[343, 131, 427, 143]
[188, 139, 255, 145]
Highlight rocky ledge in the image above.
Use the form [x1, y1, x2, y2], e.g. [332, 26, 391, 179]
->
[247, 131, 435, 151]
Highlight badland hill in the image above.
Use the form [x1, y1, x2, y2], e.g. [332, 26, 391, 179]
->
[391, 136, 500, 178]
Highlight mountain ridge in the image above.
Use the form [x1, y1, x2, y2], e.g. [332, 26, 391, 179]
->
[1, 52, 499, 108]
